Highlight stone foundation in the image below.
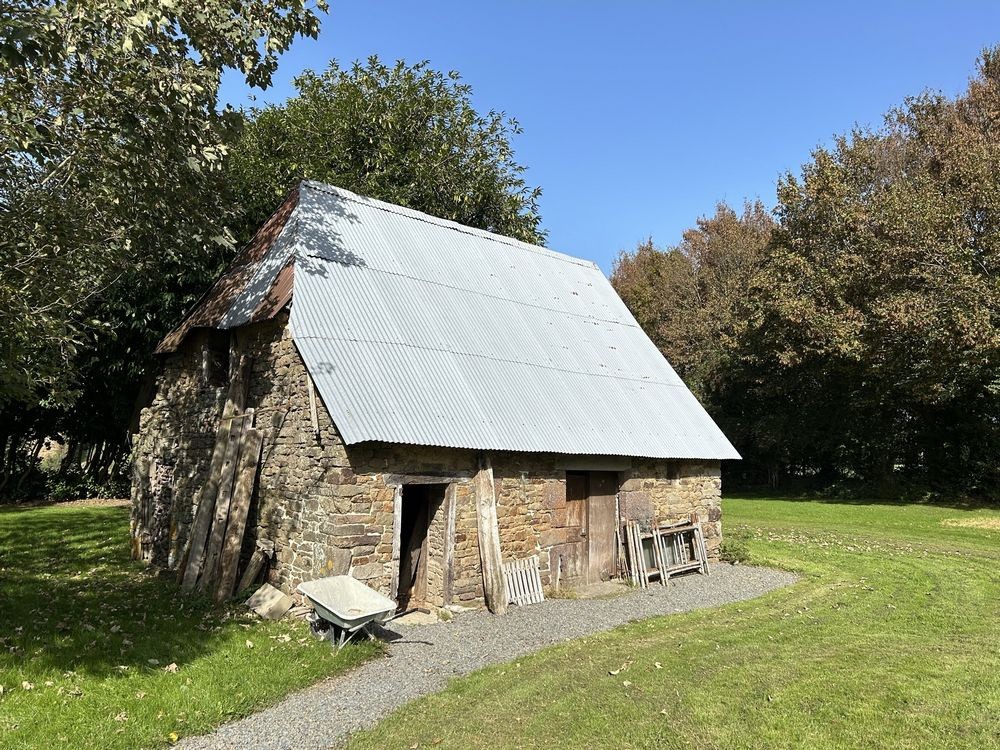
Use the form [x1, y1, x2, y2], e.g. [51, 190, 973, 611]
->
[131, 314, 724, 606]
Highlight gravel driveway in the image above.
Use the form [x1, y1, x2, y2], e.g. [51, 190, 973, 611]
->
[180, 564, 797, 750]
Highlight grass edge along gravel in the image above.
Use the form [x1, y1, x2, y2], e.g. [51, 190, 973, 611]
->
[344, 496, 1000, 750]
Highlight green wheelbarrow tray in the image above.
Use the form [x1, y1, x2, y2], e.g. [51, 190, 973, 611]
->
[297, 575, 397, 649]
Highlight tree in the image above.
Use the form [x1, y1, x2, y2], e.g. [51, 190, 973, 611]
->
[0, 0, 326, 404]
[759, 48, 1000, 490]
[225, 57, 543, 246]
[613, 49, 1000, 497]
[0, 0, 326, 496]
[1, 50, 547, 497]
[611, 202, 773, 400]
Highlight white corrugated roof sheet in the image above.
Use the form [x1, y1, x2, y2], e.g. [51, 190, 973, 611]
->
[277, 181, 738, 459]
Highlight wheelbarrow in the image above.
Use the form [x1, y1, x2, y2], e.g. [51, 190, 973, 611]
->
[297, 575, 397, 650]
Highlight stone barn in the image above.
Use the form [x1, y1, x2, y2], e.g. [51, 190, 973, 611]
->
[131, 180, 740, 611]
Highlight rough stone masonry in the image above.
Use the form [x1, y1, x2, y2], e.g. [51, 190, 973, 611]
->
[131, 312, 723, 608]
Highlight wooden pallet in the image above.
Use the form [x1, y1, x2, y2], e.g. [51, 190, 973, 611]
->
[502, 554, 545, 606]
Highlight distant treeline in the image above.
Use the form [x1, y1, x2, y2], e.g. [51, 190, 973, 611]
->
[612, 49, 1000, 499]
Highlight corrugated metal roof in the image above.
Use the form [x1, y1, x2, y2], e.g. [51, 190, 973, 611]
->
[286, 181, 739, 460]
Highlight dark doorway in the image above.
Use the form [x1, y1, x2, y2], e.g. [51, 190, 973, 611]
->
[397, 484, 446, 609]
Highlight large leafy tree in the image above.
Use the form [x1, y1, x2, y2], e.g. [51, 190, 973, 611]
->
[226, 57, 543, 245]
[0, 0, 326, 404]
[1, 49, 546, 495]
[614, 49, 1000, 495]
[0, 0, 326, 492]
[760, 48, 1000, 490]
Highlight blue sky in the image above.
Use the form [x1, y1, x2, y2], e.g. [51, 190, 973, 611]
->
[220, 1, 1000, 273]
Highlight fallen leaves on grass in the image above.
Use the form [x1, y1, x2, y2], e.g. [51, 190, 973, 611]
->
[608, 660, 631, 675]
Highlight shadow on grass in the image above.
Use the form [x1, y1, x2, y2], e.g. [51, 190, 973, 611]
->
[0, 504, 238, 677]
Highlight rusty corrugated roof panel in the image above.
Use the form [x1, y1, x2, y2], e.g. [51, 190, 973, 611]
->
[155, 187, 300, 354]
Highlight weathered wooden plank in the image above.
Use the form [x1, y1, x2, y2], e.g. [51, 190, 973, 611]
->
[474, 456, 508, 614]
[629, 522, 647, 589]
[651, 528, 668, 587]
[557, 456, 633, 472]
[215, 427, 264, 602]
[384, 473, 472, 486]
[695, 524, 711, 575]
[389, 484, 403, 601]
[198, 408, 252, 592]
[307, 373, 320, 439]
[180, 349, 251, 591]
[442, 484, 457, 605]
[237, 549, 267, 593]
[532, 556, 545, 604]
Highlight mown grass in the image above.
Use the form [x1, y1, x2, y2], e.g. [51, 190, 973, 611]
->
[0, 503, 378, 750]
[346, 496, 1000, 749]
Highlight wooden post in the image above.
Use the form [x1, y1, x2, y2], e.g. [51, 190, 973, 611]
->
[389, 484, 403, 601]
[474, 455, 508, 615]
[180, 349, 251, 591]
[199, 408, 252, 592]
[215, 427, 264, 602]
[307, 374, 320, 440]
[442, 483, 457, 605]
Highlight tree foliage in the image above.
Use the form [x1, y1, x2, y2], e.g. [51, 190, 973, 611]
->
[612, 202, 773, 399]
[614, 49, 1000, 496]
[0, 41, 545, 497]
[226, 57, 543, 246]
[0, 0, 326, 404]
[0, 0, 326, 494]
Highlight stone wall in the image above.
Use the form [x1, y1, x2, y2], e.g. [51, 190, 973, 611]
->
[621, 460, 723, 558]
[132, 314, 724, 608]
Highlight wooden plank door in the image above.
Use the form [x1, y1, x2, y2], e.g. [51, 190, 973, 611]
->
[587, 471, 619, 583]
[561, 471, 589, 580]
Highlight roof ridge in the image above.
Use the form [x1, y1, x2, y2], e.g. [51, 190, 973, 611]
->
[300, 180, 599, 270]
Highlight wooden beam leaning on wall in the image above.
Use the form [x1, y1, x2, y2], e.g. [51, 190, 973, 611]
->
[389, 484, 403, 601]
[237, 539, 275, 593]
[214, 426, 265, 601]
[179, 344, 252, 592]
[442, 484, 457, 605]
[199, 408, 252, 593]
[474, 455, 508, 615]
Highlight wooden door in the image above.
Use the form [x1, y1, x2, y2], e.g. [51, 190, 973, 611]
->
[560, 472, 589, 580]
[587, 471, 618, 583]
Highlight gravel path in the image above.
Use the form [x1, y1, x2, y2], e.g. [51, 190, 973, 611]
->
[180, 564, 797, 750]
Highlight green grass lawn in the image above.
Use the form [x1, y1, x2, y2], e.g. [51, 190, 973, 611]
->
[0, 503, 378, 750]
[347, 496, 1000, 750]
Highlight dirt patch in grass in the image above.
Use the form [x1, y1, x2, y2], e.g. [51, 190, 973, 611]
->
[941, 517, 1000, 531]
